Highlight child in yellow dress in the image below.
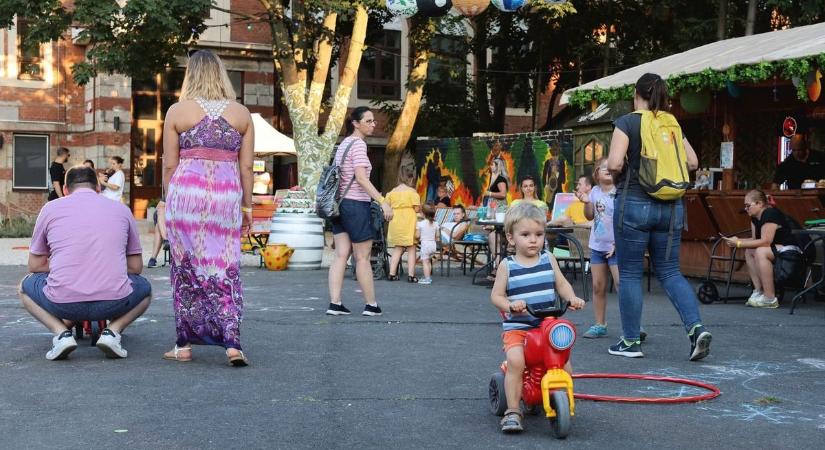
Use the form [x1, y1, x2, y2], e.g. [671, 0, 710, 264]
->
[386, 167, 421, 282]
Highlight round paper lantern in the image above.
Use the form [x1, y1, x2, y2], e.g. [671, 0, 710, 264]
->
[387, 0, 418, 18]
[807, 69, 822, 102]
[491, 0, 526, 12]
[679, 90, 711, 114]
[417, 0, 453, 17]
[453, 0, 490, 16]
[726, 80, 742, 98]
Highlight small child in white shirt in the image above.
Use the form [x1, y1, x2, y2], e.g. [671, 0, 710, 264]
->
[416, 205, 439, 285]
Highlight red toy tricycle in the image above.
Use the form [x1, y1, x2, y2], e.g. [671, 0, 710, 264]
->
[488, 302, 577, 438]
[74, 320, 108, 346]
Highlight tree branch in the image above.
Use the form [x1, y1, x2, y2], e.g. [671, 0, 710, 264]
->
[292, 0, 308, 91]
[307, 12, 337, 117]
[259, 0, 299, 94]
[321, 5, 369, 143]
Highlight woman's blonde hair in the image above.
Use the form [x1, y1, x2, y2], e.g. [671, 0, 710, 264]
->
[489, 158, 510, 188]
[504, 203, 546, 235]
[180, 50, 236, 101]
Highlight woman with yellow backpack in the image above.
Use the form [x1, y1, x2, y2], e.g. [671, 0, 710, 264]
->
[606, 73, 712, 362]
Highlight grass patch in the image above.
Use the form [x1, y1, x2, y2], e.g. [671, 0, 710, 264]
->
[753, 396, 782, 405]
[0, 216, 35, 238]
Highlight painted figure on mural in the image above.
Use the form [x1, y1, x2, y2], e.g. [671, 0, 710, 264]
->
[426, 149, 443, 203]
[542, 156, 566, 207]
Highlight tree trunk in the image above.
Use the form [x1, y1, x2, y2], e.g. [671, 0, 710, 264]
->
[472, 14, 492, 131]
[745, 0, 757, 35]
[716, 0, 727, 40]
[383, 47, 431, 192]
[540, 85, 559, 131]
[277, 6, 369, 198]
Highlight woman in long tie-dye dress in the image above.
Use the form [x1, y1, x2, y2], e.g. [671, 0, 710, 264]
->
[161, 50, 254, 367]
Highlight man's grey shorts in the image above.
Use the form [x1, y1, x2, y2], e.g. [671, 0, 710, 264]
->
[21, 273, 151, 321]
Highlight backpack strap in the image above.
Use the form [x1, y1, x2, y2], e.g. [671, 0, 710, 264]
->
[616, 158, 632, 233]
[336, 140, 358, 205]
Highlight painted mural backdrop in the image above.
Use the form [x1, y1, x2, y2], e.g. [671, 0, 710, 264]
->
[415, 130, 574, 209]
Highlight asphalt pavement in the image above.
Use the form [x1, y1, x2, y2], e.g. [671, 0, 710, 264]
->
[1, 265, 825, 449]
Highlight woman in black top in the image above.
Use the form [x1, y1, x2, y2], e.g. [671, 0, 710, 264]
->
[607, 73, 711, 362]
[484, 158, 509, 280]
[722, 190, 798, 308]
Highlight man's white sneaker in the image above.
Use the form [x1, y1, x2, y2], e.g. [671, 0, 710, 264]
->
[46, 330, 78, 361]
[751, 295, 779, 309]
[746, 290, 763, 307]
[96, 328, 127, 358]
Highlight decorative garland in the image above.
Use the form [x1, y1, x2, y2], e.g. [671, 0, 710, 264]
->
[567, 54, 825, 109]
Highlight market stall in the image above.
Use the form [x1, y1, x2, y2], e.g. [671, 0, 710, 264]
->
[561, 23, 825, 279]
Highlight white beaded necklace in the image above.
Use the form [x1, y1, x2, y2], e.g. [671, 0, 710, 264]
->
[195, 97, 229, 119]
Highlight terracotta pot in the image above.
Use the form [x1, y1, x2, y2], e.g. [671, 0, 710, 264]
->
[262, 243, 295, 271]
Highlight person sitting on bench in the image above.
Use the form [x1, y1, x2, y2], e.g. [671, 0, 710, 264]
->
[18, 166, 152, 360]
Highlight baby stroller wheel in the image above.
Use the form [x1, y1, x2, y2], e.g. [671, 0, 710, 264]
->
[697, 281, 719, 304]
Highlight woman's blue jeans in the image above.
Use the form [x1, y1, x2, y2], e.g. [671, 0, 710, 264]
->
[613, 193, 702, 341]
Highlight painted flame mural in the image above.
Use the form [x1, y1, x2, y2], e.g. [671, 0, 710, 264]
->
[415, 130, 574, 209]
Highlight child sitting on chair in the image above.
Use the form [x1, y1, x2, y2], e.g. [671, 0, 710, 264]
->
[490, 203, 585, 433]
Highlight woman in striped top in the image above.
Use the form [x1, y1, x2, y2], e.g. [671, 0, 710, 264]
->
[326, 106, 393, 317]
[490, 203, 585, 433]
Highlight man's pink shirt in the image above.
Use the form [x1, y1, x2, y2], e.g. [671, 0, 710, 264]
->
[29, 188, 142, 303]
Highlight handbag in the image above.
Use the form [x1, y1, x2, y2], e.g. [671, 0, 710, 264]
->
[772, 244, 805, 288]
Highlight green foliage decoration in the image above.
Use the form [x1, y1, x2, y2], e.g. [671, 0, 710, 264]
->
[567, 55, 825, 109]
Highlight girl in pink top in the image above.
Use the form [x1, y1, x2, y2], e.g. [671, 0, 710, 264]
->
[326, 107, 392, 317]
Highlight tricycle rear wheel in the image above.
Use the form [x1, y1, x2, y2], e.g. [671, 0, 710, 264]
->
[488, 372, 507, 416]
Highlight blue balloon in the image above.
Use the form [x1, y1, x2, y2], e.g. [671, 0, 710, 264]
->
[491, 0, 526, 11]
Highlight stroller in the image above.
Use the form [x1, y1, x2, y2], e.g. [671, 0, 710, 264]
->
[350, 201, 390, 280]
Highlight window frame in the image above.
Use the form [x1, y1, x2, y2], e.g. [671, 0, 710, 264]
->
[13, 134, 50, 190]
[16, 18, 44, 81]
[358, 30, 402, 101]
[425, 34, 469, 104]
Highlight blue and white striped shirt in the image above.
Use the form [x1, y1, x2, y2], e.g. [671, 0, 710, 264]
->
[503, 251, 558, 331]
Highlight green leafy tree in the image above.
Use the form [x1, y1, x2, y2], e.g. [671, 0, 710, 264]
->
[0, 0, 388, 197]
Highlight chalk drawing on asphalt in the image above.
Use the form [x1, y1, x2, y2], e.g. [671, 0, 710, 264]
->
[698, 404, 806, 424]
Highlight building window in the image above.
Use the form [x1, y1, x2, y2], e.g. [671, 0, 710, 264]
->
[574, 138, 605, 180]
[358, 30, 401, 100]
[16, 18, 44, 81]
[228, 71, 244, 104]
[426, 35, 468, 105]
[13, 134, 49, 189]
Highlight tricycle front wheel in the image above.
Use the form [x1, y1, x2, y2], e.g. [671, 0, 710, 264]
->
[549, 390, 571, 439]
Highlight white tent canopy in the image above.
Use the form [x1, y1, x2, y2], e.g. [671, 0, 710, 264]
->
[251, 113, 296, 155]
[561, 22, 825, 104]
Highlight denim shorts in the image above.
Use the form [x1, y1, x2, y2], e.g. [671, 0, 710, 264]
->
[590, 248, 618, 266]
[21, 273, 152, 321]
[331, 199, 373, 243]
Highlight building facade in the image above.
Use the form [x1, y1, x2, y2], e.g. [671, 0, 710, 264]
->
[1, 3, 554, 220]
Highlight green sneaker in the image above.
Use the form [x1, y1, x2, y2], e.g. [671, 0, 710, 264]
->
[583, 324, 607, 338]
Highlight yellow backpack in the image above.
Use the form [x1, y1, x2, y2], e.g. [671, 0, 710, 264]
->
[634, 110, 690, 200]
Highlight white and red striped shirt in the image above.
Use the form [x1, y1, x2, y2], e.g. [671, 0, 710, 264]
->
[334, 136, 372, 202]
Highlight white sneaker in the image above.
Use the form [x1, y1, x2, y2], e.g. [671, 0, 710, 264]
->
[746, 290, 763, 307]
[418, 278, 432, 285]
[46, 330, 78, 361]
[751, 295, 779, 309]
[96, 328, 127, 358]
